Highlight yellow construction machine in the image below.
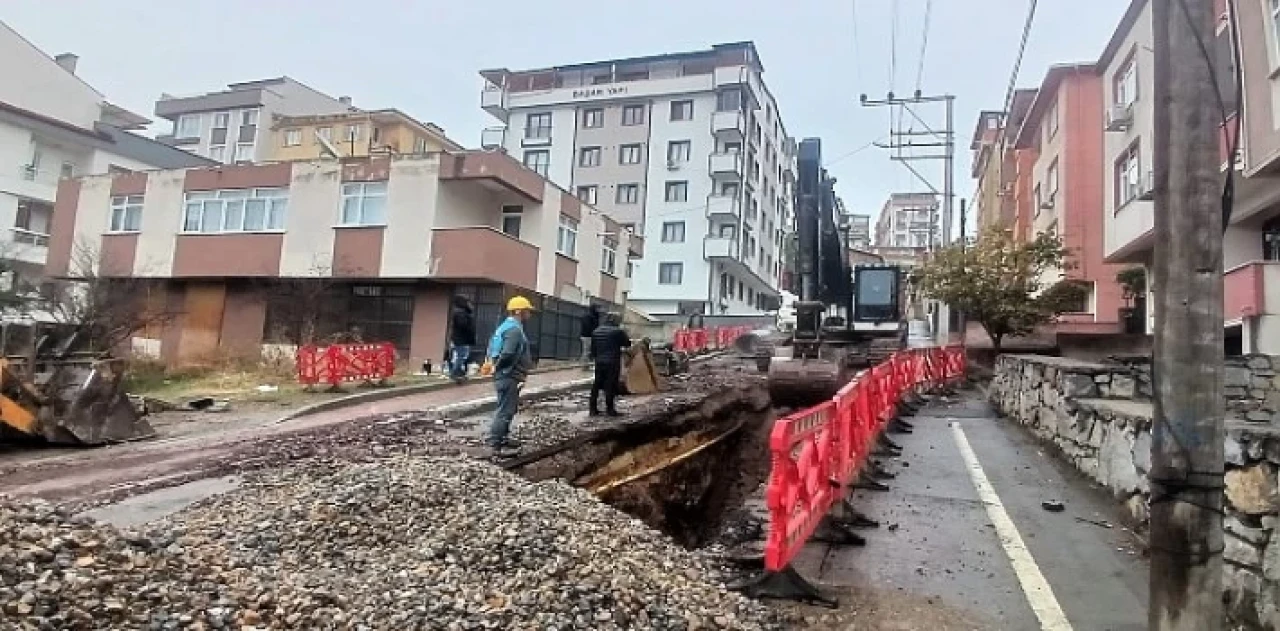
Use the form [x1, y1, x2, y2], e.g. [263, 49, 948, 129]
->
[0, 329, 154, 445]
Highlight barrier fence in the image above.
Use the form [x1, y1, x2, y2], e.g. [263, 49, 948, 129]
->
[297, 342, 397, 388]
[739, 344, 966, 604]
[671, 326, 754, 353]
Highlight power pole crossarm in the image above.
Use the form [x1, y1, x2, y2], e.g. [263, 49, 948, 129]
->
[1149, 0, 1225, 628]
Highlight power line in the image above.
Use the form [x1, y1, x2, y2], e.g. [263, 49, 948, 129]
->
[1001, 0, 1040, 115]
[915, 0, 934, 92]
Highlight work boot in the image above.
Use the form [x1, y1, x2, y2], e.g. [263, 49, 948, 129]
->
[589, 409, 600, 417]
[491, 444, 520, 458]
[606, 409, 622, 417]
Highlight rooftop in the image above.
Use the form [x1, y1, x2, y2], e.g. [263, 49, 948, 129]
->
[480, 41, 761, 84]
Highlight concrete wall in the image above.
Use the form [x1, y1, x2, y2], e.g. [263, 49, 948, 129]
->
[990, 353, 1280, 628]
[0, 23, 103, 129]
[1101, 0, 1156, 260]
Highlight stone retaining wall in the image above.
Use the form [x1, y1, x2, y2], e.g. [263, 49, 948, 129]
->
[990, 354, 1280, 628]
[1109, 354, 1280, 421]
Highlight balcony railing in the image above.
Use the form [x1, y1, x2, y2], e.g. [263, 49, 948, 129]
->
[1224, 261, 1280, 321]
[10, 228, 49, 247]
[481, 84, 509, 122]
[704, 236, 735, 259]
[706, 194, 741, 219]
[711, 110, 745, 138]
[708, 152, 744, 177]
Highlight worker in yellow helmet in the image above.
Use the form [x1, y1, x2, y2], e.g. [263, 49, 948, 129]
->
[484, 295, 536, 456]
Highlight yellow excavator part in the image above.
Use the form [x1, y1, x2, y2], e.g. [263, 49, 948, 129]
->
[621, 339, 664, 396]
[0, 356, 154, 446]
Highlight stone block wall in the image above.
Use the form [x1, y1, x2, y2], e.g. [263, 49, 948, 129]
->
[1110, 354, 1280, 421]
[990, 353, 1280, 628]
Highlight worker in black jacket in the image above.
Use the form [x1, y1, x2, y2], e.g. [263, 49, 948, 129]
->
[579, 305, 601, 368]
[449, 295, 477, 383]
[589, 313, 631, 416]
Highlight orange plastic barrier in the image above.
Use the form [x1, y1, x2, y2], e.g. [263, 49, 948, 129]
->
[297, 342, 397, 388]
[671, 326, 753, 353]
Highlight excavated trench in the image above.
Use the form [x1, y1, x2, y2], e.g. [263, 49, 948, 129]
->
[507, 383, 777, 549]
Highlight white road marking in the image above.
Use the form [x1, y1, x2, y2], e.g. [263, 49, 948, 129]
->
[950, 421, 1074, 631]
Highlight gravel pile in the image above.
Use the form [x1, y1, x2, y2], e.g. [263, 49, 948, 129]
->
[4, 456, 789, 630]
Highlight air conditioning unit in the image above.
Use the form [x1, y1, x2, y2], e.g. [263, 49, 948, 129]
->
[1105, 103, 1133, 132]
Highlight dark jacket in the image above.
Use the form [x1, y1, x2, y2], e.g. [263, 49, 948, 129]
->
[590, 324, 632, 364]
[580, 307, 601, 338]
[450, 299, 476, 346]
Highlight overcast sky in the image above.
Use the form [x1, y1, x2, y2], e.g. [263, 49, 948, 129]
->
[4, 0, 1128, 228]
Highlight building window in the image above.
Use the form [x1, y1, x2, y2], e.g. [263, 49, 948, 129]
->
[233, 143, 254, 163]
[413, 136, 429, 153]
[183, 188, 288, 234]
[579, 146, 602, 167]
[344, 125, 362, 143]
[239, 109, 259, 143]
[316, 127, 333, 143]
[723, 141, 742, 154]
[1034, 183, 1043, 218]
[527, 112, 552, 139]
[110, 195, 143, 232]
[616, 183, 640, 204]
[557, 215, 579, 257]
[340, 181, 388, 226]
[60, 162, 75, 179]
[577, 185, 597, 205]
[622, 104, 645, 126]
[666, 140, 692, 164]
[176, 114, 201, 138]
[523, 150, 550, 177]
[661, 221, 686, 243]
[1115, 144, 1142, 207]
[582, 108, 603, 128]
[1046, 159, 1060, 199]
[1046, 99, 1059, 140]
[720, 182, 740, 197]
[1263, 217, 1280, 260]
[1114, 56, 1138, 107]
[659, 262, 683, 285]
[209, 146, 227, 163]
[283, 129, 302, 147]
[601, 238, 618, 275]
[501, 205, 522, 238]
[664, 181, 688, 203]
[671, 100, 694, 121]
[619, 144, 643, 165]
[717, 89, 742, 112]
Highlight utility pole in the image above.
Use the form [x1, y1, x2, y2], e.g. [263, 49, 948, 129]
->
[1149, 0, 1224, 628]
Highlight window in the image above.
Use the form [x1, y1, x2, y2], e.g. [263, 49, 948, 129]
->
[60, 162, 74, 179]
[1047, 160, 1060, 198]
[557, 215, 578, 257]
[1114, 56, 1139, 107]
[209, 146, 226, 163]
[601, 238, 618, 275]
[622, 104, 645, 126]
[661, 221, 686, 243]
[666, 140, 692, 164]
[413, 136, 429, 153]
[665, 181, 688, 202]
[241, 109, 259, 126]
[233, 143, 254, 163]
[371, 127, 382, 144]
[523, 150, 550, 177]
[582, 108, 603, 128]
[340, 181, 388, 226]
[1115, 144, 1143, 207]
[176, 114, 201, 138]
[671, 100, 694, 121]
[619, 144, 643, 165]
[577, 185, 598, 205]
[501, 205, 522, 238]
[345, 125, 361, 143]
[616, 183, 640, 204]
[284, 129, 302, 147]
[182, 188, 288, 233]
[579, 146, 602, 167]
[212, 112, 230, 129]
[239, 109, 259, 143]
[110, 195, 143, 232]
[1034, 183, 1043, 217]
[717, 89, 742, 112]
[1046, 99, 1059, 139]
[526, 112, 552, 139]
[658, 262, 683, 285]
[723, 141, 742, 154]
[720, 182, 740, 198]
[316, 127, 333, 143]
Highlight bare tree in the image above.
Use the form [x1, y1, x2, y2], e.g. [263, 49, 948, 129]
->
[259, 257, 342, 348]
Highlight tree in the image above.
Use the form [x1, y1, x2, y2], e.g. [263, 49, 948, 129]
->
[912, 225, 1078, 353]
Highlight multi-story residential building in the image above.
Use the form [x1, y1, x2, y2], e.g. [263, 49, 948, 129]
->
[47, 152, 641, 367]
[970, 90, 1037, 237]
[155, 78, 353, 165]
[477, 41, 796, 318]
[1013, 63, 1126, 333]
[846, 214, 872, 249]
[873, 193, 939, 248]
[267, 109, 461, 161]
[0, 21, 213, 285]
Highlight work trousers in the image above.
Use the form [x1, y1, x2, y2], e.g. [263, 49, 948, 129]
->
[590, 361, 621, 414]
[488, 377, 521, 447]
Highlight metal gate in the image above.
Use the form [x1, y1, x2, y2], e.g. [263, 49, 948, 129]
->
[453, 283, 614, 361]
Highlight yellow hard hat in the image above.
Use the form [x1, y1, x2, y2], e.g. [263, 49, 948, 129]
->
[506, 295, 535, 312]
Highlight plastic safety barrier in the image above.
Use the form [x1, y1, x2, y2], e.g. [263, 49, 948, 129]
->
[739, 345, 966, 605]
[296, 342, 397, 388]
[671, 326, 753, 353]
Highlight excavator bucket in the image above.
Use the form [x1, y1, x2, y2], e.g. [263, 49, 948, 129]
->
[0, 358, 154, 445]
[621, 339, 664, 395]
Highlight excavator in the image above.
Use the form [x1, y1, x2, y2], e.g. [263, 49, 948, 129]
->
[766, 138, 906, 407]
[0, 326, 153, 445]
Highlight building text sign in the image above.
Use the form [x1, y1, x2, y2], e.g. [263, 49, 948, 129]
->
[572, 86, 629, 100]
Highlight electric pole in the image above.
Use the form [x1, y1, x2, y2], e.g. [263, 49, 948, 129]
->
[1149, 0, 1224, 627]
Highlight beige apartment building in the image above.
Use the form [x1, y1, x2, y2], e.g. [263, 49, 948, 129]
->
[268, 109, 461, 161]
[47, 152, 642, 367]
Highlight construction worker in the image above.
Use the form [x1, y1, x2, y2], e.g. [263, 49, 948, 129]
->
[448, 295, 476, 383]
[485, 295, 536, 456]
[589, 312, 631, 417]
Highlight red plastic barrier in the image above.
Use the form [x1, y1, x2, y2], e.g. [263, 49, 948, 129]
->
[297, 342, 397, 387]
[671, 326, 753, 353]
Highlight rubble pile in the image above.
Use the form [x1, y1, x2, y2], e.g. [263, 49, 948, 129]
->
[3, 456, 788, 630]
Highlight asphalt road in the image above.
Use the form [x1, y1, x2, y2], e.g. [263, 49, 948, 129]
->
[796, 391, 1148, 630]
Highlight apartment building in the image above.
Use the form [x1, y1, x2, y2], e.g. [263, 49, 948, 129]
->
[873, 193, 939, 248]
[477, 41, 796, 318]
[0, 21, 213, 285]
[268, 109, 461, 161]
[970, 90, 1037, 237]
[847, 214, 872, 249]
[47, 152, 641, 367]
[1013, 63, 1125, 333]
[155, 78, 353, 165]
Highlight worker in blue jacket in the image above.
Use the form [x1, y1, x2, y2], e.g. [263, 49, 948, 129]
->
[485, 296, 536, 456]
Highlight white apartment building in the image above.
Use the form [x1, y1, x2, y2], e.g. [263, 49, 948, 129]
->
[873, 193, 940, 248]
[478, 42, 796, 318]
[155, 77, 354, 165]
[0, 21, 213, 282]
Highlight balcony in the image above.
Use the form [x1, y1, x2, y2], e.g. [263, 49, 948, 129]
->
[439, 151, 545, 202]
[706, 194, 741, 220]
[8, 228, 49, 265]
[480, 127, 506, 150]
[431, 227, 539, 290]
[708, 152, 744, 177]
[711, 110, 745, 139]
[713, 65, 762, 106]
[481, 84, 509, 122]
[704, 236, 735, 259]
[521, 126, 552, 148]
